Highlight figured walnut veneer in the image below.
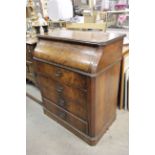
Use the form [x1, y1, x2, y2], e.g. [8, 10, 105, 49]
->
[33, 29, 125, 145]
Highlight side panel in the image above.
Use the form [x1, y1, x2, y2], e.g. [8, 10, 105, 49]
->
[93, 39, 123, 73]
[94, 61, 121, 135]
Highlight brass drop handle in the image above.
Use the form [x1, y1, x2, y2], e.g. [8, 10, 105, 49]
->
[55, 70, 62, 77]
[58, 99, 65, 106]
[59, 112, 66, 118]
[56, 85, 64, 93]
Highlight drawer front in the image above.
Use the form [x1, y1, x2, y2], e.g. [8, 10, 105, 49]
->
[43, 98, 88, 134]
[36, 75, 87, 106]
[43, 96, 87, 120]
[36, 75, 87, 120]
[34, 61, 87, 90]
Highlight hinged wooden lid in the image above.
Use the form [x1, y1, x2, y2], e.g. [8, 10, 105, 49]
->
[33, 30, 125, 76]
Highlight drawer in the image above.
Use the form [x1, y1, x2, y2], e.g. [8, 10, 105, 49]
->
[43, 98, 88, 134]
[34, 61, 87, 90]
[43, 96, 87, 120]
[36, 75, 87, 106]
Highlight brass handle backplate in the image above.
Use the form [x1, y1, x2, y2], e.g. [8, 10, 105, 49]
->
[59, 112, 66, 118]
[56, 85, 64, 93]
[58, 99, 65, 106]
[55, 69, 62, 77]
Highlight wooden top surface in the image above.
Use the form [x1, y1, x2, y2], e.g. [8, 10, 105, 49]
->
[38, 29, 125, 46]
